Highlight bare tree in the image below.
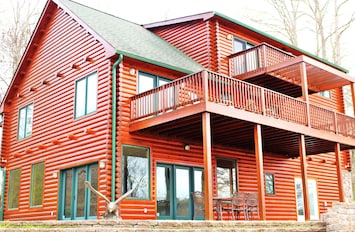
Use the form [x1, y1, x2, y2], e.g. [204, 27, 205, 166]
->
[266, 0, 303, 46]
[0, 0, 40, 99]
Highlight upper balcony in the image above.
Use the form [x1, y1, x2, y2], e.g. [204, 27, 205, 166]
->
[130, 70, 355, 157]
[228, 43, 354, 97]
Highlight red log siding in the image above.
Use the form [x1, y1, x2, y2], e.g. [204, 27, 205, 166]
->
[1, 6, 111, 220]
[150, 21, 211, 70]
[116, 59, 342, 220]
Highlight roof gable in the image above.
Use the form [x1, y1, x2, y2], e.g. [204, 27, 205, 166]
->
[57, 0, 203, 74]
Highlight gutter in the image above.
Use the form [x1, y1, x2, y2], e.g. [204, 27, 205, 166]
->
[111, 53, 123, 201]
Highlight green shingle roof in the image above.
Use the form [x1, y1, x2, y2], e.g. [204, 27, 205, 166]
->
[58, 0, 203, 74]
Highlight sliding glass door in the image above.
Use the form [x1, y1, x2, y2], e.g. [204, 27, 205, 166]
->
[156, 164, 203, 220]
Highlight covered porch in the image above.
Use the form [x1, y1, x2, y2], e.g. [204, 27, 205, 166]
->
[129, 70, 355, 220]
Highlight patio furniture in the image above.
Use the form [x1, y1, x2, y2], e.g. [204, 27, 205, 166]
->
[245, 192, 259, 220]
[231, 191, 247, 220]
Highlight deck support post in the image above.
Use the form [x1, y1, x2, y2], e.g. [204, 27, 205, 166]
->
[254, 124, 266, 220]
[299, 62, 310, 126]
[202, 112, 213, 220]
[335, 143, 345, 202]
[299, 134, 310, 220]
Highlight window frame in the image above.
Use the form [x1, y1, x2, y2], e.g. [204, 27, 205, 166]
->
[317, 90, 331, 99]
[265, 173, 275, 195]
[121, 144, 150, 200]
[30, 162, 45, 207]
[74, 72, 98, 119]
[8, 168, 21, 210]
[17, 103, 34, 140]
[216, 158, 238, 197]
[137, 71, 171, 94]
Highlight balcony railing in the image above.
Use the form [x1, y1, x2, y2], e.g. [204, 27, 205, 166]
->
[130, 70, 355, 138]
[228, 43, 296, 77]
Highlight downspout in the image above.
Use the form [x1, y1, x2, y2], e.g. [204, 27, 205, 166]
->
[111, 53, 123, 201]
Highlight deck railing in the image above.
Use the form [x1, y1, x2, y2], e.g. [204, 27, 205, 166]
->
[130, 70, 355, 138]
[228, 43, 296, 77]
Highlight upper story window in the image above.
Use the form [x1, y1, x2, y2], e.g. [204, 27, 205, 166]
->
[318, 90, 331, 99]
[233, 37, 254, 53]
[75, 72, 98, 118]
[138, 72, 171, 94]
[18, 103, 34, 140]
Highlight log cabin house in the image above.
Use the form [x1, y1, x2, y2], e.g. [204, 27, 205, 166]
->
[0, 0, 355, 221]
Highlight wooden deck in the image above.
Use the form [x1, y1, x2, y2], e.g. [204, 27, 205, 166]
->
[130, 70, 355, 157]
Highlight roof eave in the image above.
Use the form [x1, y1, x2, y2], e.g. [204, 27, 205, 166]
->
[117, 50, 202, 75]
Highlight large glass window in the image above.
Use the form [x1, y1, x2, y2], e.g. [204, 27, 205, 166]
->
[138, 72, 171, 93]
[8, 168, 21, 209]
[74, 72, 98, 118]
[122, 145, 149, 199]
[30, 162, 45, 207]
[216, 159, 237, 197]
[265, 173, 275, 195]
[18, 104, 34, 140]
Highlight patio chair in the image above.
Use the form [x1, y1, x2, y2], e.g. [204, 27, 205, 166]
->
[245, 192, 259, 220]
[231, 191, 247, 220]
[191, 191, 205, 220]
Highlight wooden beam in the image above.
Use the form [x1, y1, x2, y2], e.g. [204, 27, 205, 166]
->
[335, 143, 345, 202]
[299, 134, 310, 220]
[299, 62, 310, 127]
[202, 112, 213, 220]
[254, 124, 266, 220]
[351, 83, 355, 116]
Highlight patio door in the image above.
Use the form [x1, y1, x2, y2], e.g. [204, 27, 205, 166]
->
[295, 178, 319, 221]
[59, 163, 98, 220]
[156, 164, 203, 220]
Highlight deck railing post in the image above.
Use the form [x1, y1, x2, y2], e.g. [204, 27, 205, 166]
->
[333, 112, 338, 135]
[261, 88, 266, 115]
[202, 70, 209, 103]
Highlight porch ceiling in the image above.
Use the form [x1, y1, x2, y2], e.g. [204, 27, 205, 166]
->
[131, 112, 353, 157]
[239, 55, 354, 98]
[266, 55, 354, 94]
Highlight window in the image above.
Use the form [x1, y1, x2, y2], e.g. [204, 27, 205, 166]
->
[318, 90, 331, 99]
[138, 72, 171, 93]
[265, 173, 275, 195]
[216, 158, 237, 197]
[122, 145, 149, 199]
[30, 162, 45, 207]
[233, 38, 255, 74]
[74, 72, 98, 118]
[18, 104, 34, 140]
[8, 168, 21, 209]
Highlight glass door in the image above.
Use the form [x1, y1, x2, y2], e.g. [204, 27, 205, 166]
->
[295, 178, 319, 221]
[156, 164, 203, 220]
[59, 163, 98, 220]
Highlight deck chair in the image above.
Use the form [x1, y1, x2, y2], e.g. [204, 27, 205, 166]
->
[245, 192, 259, 220]
[231, 191, 247, 220]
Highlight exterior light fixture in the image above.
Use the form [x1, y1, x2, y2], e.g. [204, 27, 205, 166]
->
[99, 160, 106, 169]
[184, 144, 190, 151]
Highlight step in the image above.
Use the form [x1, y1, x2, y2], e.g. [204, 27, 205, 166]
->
[0, 220, 326, 232]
